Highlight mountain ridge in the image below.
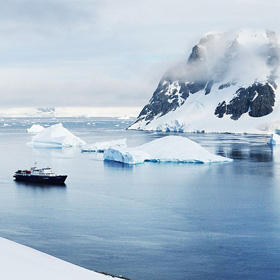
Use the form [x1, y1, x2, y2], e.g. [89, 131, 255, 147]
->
[129, 29, 280, 134]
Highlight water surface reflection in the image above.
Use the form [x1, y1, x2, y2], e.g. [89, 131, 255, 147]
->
[1, 121, 280, 280]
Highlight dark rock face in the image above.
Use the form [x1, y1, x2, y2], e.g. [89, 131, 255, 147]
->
[226, 87, 251, 120]
[188, 45, 204, 63]
[179, 83, 190, 100]
[134, 43, 215, 125]
[205, 80, 214, 95]
[215, 101, 227, 118]
[135, 78, 182, 123]
[134, 77, 213, 124]
[188, 81, 208, 94]
[249, 83, 275, 117]
[214, 83, 276, 120]
[218, 82, 235, 90]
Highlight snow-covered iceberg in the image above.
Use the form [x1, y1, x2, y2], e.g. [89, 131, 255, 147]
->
[82, 138, 127, 152]
[103, 136, 233, 164]
[0, 237, 122, 280]
[29, 123, 86, 148]
[267, 133, 280, 145]
[27, 124, 45, 134]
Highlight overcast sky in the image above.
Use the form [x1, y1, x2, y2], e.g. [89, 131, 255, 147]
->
[0, 0, 280, 108]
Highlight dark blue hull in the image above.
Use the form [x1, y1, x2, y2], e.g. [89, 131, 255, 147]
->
[14, 174, 67, 185]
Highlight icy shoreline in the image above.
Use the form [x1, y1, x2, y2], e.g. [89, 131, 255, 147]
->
[0, 237, 125, 280]
[127, 127, 273, 136]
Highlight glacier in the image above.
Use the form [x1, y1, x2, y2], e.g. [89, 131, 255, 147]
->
[29, 123, 86, 148]
[103, 136, 233, 164]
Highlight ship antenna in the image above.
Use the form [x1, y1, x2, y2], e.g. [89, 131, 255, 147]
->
[34, 161, 37, 167]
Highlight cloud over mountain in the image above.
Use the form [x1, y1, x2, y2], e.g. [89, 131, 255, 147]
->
[129, 29, 280, 134]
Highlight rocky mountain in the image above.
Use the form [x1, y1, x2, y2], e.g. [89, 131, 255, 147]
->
[129, 29, 280, 134]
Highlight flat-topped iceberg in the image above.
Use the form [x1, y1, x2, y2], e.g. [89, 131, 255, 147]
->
[0, 237, 122, 280]
[29, 123, 86, 148]
[118, 115, 131, 120]
[82, 138, 127, 152]
[27, 124, 45, 134]
[104, 136, 233, 164]
[267, 133, 280, 145]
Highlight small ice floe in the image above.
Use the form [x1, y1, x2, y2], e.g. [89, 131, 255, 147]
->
[267, 133, 280, 145]
[104, 136, 233, 165]
[27, 124, 45, 134]
[29, 123, 86, 148]
[3, 123, 10, 127]
[82, 138, 127, 153]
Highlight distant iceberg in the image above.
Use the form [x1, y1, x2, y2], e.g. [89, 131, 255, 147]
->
[118, 115, 131, 120]
[29, 123, 86, 148]
[27, 124, 45, 134]
[104, 136, 233, 164]
[267, 133, 280, 145]
[82, 138, 127, 153]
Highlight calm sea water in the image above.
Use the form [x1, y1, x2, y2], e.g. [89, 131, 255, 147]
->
[0, 117, 280, 280]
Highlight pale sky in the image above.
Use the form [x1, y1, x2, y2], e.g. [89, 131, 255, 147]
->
[0, 0, 280, 107]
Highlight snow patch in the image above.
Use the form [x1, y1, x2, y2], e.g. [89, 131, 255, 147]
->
[235, 28, 269, 47]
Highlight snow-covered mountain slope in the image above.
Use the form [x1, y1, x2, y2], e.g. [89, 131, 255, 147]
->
[129, 29, 280, 134]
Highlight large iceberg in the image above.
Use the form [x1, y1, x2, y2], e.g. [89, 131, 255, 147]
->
[0, 237, 122, 280]
[82, 138, 127, 152]
[104, 136, 233, 164]
[29, 123, 86, 148]
[27, 124, 45, 134]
